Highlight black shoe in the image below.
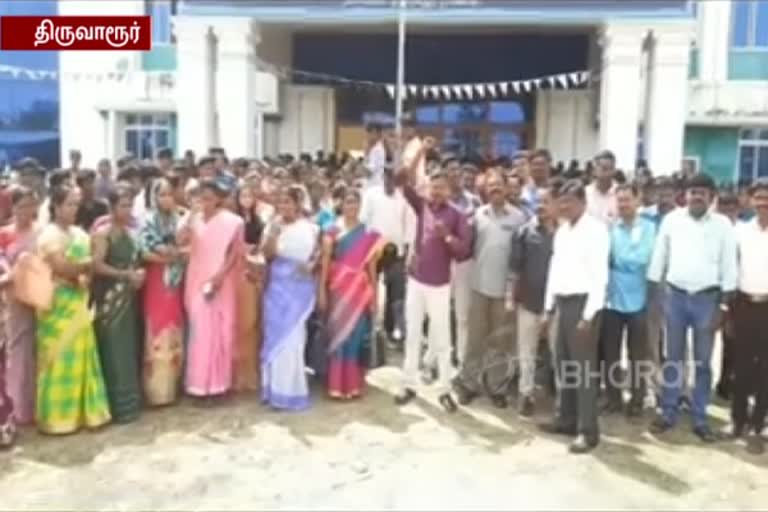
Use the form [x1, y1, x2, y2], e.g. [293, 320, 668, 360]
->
[490, 394, 508, 409]
[649, 416, 674, 435]
[519, 396, 535, 417]
[746, 435, 765, 455]
[453, 381, 478, 406]
[569, 434, 599, 454]
[626, 402, 643, 419]
[395, 388, 417, 406]
[601, 399, 623, 415]
[538, 422, 578, 437]
[438, 393, 458, 413]
[693, 425, 718, 443]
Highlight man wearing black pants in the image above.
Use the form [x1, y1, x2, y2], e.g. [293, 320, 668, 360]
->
[600, 185, 656, 417]
[729, 179, 768, 454]
[539, 179, 610, 454]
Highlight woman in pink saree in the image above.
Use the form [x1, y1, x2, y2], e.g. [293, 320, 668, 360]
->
[182, 178, 244, 399]
[318, 190, 383, 400]
[0, 186, 39, 425]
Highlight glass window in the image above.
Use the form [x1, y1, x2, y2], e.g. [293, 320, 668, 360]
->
[415, 105, 440, 124]
[741, 128, 757, 140]
[488, 102, 525, 124]
[739, 146, 756, 182]
[147, 0, 172, 44]
[122, 112, 171, 160]
[757, 0, 768, 47]
[759, 147, 768, 178]
[491, 131, 521, 158]
[732, 1, 751, 47]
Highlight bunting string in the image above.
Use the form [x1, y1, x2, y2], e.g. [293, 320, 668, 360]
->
[1, 59, 592, 101]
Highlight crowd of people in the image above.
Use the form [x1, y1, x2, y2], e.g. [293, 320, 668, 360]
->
[0, 115, 766, 459]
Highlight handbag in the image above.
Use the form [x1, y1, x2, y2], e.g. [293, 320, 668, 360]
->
[361, 324, 387, 369]
[12, 251, 55, 312]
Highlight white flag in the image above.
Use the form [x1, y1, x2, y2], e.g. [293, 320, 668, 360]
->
[547, 76, 556, 88]
[499, 82, 509, 96]
[556, 74, 569, 88]
[463, 84, 474, 99]
[522, 80, 532, 92]
[487, 83, 497, 98]
[452, 85, 463, 99]
[580, 71, 590, 84]
[385, 84, 395, 98]
[430, 86, 440, 99]
[409, 84, 419, 97]
[422, 86, 430, 98]
[533, 78, 542, 90]
[569, 72, 581, 86]
[475, 84, 486, 98]
[510, 81, 519, 94]
[441, 85, 451, 100]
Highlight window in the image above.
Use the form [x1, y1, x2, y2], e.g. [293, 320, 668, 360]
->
[738, 128, 768, 183]
[731, 0, 768, 48]
[145, 0, 177, 45]
[124, 113, 172, 160]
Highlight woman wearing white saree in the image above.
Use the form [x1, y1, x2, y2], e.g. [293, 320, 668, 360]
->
[261, 187, 319, 411]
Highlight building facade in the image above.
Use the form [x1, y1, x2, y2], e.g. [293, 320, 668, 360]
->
[0, 0, 59, 169]
[55, 0, 768, 183]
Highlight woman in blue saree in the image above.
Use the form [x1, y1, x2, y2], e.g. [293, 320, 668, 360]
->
[261, 187, 319, 411]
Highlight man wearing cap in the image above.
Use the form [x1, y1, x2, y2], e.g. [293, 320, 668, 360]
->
[647, 173, 738, 443]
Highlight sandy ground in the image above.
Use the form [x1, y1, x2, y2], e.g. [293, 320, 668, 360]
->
[1, 365, 767, 511]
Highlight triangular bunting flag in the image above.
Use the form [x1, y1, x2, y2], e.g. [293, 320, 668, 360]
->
[463, 84, 474, 99]
[385, 84, 396, 98]
[580, 71, 590, 84]
[556, 74, 569, 88]
[487, 83, 497, 98]
[569, 72, 581, 86]
[409, 84, 419, 97]
[475, 84, 486, 98]
[533, 78, 542, 89]
[547, 76, 556, 88]
[452, 85, 463, 99]
[430, 86, 440, 99]
[499, 82, 509, 96]
[522, 80, 532, 92]
[422, 85, 430, 98]
[441, 85, 452, 100]
[510, 81, 519, 94]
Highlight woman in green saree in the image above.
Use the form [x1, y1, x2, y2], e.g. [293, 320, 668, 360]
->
[91, 184, 145, 423]
[36, 186, 111, 434]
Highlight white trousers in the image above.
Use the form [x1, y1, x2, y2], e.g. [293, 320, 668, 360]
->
[403, 277, 452, 394]
[516, 306, 542, 398]
[451, 259, 474, 366]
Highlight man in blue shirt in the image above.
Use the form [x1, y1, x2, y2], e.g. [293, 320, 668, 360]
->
[600, 184, 657, 417]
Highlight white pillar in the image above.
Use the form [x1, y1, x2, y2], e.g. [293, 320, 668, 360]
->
[212, 18, 259, 158]
[697, 1, 730, 83]
[174, 17, 215, 155]
[598, 23, 646, 171]
[646, 23, 693, 175]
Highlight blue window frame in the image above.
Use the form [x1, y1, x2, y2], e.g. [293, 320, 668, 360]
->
[738, 128, 768, 183]
[732, 0, 768, 48]
[146, 0, 176, 45]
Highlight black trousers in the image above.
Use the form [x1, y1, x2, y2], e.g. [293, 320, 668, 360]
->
[553, 295, 600, 438]
[731, 294, 768, 433]
[599, 309, 648, 406]
[378, 244, 406, 338]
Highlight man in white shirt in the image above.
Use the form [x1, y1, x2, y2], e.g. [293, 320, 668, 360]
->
[586, 150, 618, 225]
[729, 178, 768, 454]
[540, 179, 610, 454]
[401, 113, 427, 191]
[361, 168, 409, 342]
[647, 173, 738, 443]
[365, 123, 388, 189]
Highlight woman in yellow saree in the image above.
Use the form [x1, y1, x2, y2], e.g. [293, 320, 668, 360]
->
[35, 186, 111, 434]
